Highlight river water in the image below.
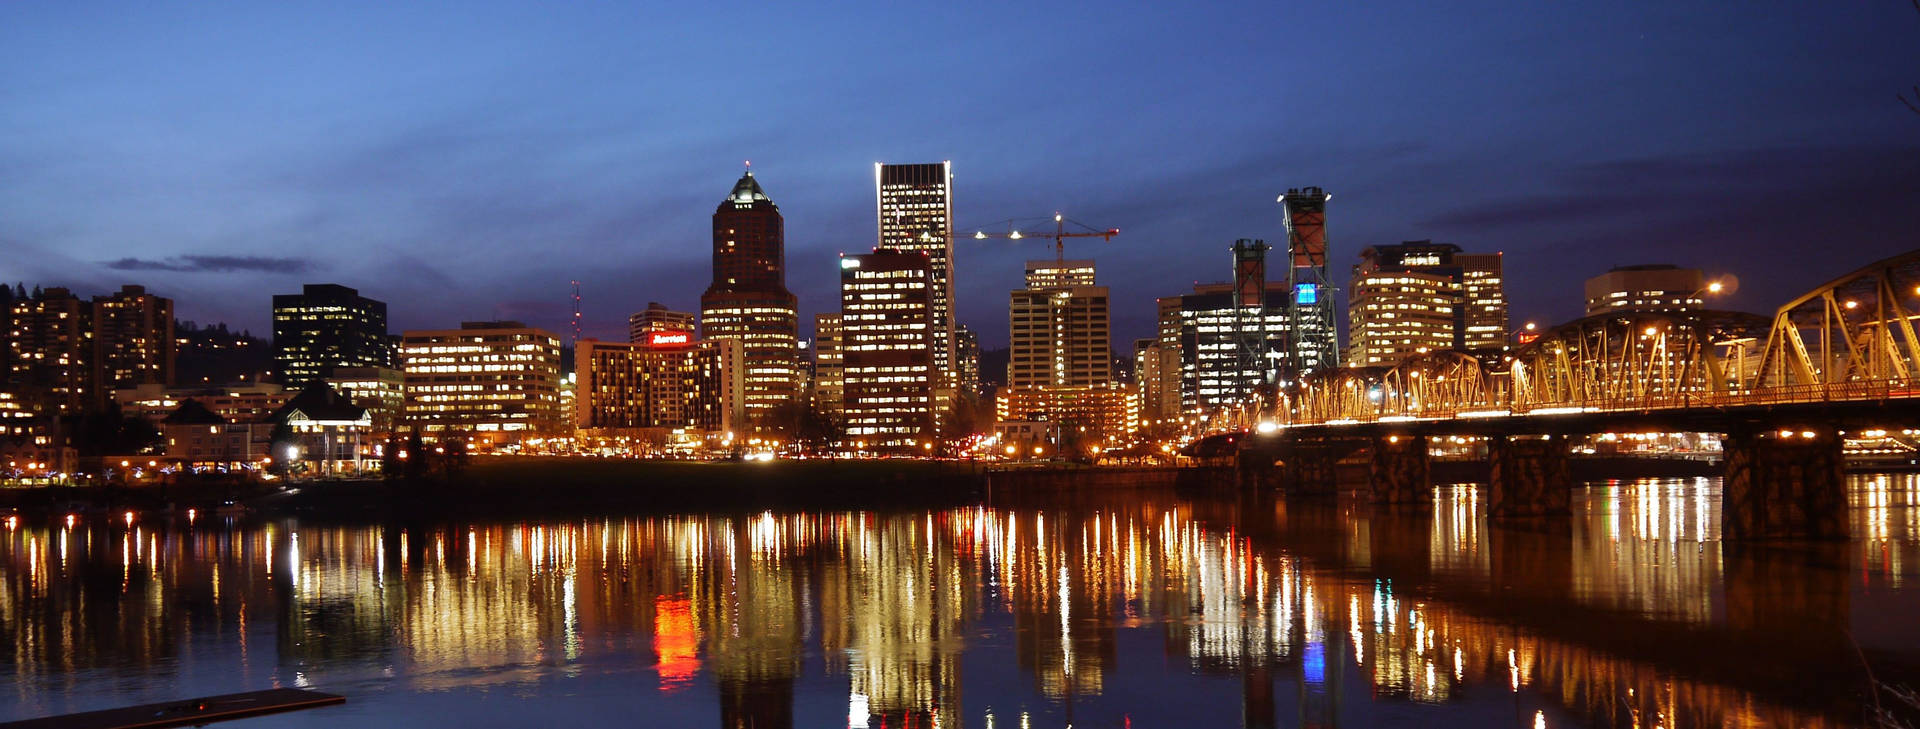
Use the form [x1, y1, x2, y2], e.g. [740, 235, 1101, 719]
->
[3, 475, 1918, 727]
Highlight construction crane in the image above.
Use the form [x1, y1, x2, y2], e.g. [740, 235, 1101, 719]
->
[918, 213, 1119, 266]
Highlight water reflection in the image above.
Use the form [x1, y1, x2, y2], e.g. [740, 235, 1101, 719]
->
[2, 475, 1918, 727]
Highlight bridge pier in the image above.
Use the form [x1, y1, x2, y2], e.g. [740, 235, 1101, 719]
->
[1488, 435, 1572, 517]
[1284, 443, 1342, 497]
[1368, 435, 1430, 507]
[1722, 428, 1847, 541]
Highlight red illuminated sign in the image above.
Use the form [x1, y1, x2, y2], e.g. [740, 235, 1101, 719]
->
[648, 331, 691, 346]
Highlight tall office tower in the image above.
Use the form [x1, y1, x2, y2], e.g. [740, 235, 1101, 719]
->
[1173, 283, 1291, 415]
[875, 162, 955, 370]
[6, 287, 92, 414]
[1280, 187, 1339, 374]
[92, 285, 176, 397]
[1346, 241, 1509, 367]
[953, 325, 981, 396]
[400, 321, 565, 441]
[812, 313, 845, 417]
[1584, 264, 1708, 315]
[1153, 296, 1184, 419]
[575, 335, 743, 436]
[1007, 260, 1111, 389]
[701, 169, 800, 431]
[272, 284, 392, 389]
[840, 250, 936, 452]
[628, 301, 697, 343]
[1457, 251, 1508, 349]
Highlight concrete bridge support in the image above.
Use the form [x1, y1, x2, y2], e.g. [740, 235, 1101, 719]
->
[1722, 428, 1847, 541]
[1488, 436, 1572, 517]
[1368, 435, 1431, 507]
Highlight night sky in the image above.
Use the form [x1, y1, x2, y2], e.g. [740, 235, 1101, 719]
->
[3, 1, 1916, 349]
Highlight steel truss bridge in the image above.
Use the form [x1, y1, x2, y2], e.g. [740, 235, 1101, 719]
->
[1230, 249, 1920, 540]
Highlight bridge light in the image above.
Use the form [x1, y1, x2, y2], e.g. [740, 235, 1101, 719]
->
[1801, 430, 1816, 439]
[1707, 281, 1723, 294]
[1779, 429, 1795, 438]
[1844, 300, 1858, 309]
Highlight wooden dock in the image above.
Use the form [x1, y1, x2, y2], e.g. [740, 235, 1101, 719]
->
[1, 688, 344, 729]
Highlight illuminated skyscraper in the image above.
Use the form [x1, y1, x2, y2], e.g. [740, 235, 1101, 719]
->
[840, 250, 936, 452]
[875, 162, 955, 370]
[1173, 283, 1291, 415]
[575, 335, 743, 436]
[272, 283, 392, 389]
[1347, 241, 1508, 366]
[701, 169, 800, 431]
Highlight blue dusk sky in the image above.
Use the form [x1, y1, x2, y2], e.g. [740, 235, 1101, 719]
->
[2, 1, 1916, 348]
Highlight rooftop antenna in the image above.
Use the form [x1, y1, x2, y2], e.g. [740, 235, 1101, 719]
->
[570, 280, 582, 347]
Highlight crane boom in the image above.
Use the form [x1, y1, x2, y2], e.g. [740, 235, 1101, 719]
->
[919, 213, 1119, 266]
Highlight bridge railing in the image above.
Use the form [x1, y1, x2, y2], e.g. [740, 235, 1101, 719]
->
[1279, 379, 1913, 427]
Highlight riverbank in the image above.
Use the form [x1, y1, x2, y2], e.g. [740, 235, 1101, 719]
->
[263, 456, 989, 520]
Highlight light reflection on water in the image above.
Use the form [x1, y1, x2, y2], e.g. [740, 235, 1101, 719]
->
[0, 475, 1917, 727]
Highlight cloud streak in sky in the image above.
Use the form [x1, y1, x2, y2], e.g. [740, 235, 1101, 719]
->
[103, 255, 314, 274]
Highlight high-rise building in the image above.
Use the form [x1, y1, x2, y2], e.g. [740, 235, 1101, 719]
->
[7, 285, 177, 413]
[1347, 241, 1509, 367]
[840, 250, 936, 452]
[953, 325, 981, 397]
[1280, 188, 1340, 374]
[92, 285, 175, 396]
[1173, 283, 1291, 415]
[575, 335, 743, 437]
[400, 321, 564, 441]
[272, 284, 392, 389]
[1584, 264, 1708, 315]
[813, 313, 845, 417]
[1151, 296, 1184, 420]
[1007, 260, 1110, 389]
[629, 301, 697, 343]
[701, 170, 800, 431]
[6, 287, 92, 414]
[875, 162, 955, 371]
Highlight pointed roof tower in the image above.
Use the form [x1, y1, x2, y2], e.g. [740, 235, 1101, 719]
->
[727, 168, 773, 206]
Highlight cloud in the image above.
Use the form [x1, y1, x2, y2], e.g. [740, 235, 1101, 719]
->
[102, 255, 314, 274]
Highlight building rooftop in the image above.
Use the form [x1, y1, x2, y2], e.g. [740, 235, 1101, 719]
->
[727, 171, 772, 205]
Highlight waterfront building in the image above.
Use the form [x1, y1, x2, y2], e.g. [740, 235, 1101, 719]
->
[700, 169, 800, 431]
[574, 334, 744, 439]
[161, 399, 272, 467]
[875, 162, 956, 371]
[272, 284, 393, 388]
[813, 313, 845, 417]
[326, 366, 405, 433]
[994, 385, 1138, 451]
[628, 301, 697, 342]
[270, 381, 374, 473]
[1347, 241, 1508, 366]
[117, 382, 289, 424]
[840, 249, 936, 452]
[1585, 264, 1710, 315]
[400, 321, 565, 441]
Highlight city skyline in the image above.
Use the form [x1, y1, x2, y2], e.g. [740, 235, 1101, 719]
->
[3, 2, 1916, 350]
